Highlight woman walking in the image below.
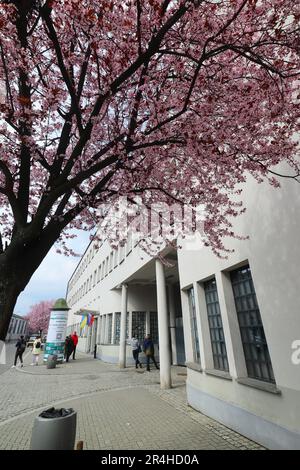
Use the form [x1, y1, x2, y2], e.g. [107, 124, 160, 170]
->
[12, 335, 26, 368]
[31, 336, 42, 366]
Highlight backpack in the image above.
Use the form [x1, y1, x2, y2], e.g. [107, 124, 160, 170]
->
[35, 341, 41, 349]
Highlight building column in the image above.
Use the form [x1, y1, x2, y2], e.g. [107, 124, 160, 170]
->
[168, 285, 178, 366]
[119, 284, 128, 368]
[91, 320, 96, 353]
[128, 311, 132, 340]
[156, 259, 172, 389]
[87, 323, 92, 353]
[101, 315, 105, 344]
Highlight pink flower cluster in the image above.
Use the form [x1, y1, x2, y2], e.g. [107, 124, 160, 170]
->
[0, 0, 299, 256]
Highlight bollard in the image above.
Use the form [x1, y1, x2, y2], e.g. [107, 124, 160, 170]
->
[46, 354, 57, 369]
[94, 344, 97, 359]
[30, 407, 77, 450]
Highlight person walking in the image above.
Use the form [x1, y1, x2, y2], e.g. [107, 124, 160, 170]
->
[31, 336, 42, 366]
[71, 331, 78, 360]
[129, 333, 143, 369]
[143, 334, 159, 372]
[64, 335, 74, 363]
[12, 335, 26, 368]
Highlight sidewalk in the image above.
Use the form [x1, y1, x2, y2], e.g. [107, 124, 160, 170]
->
[0, 352, 265, 450]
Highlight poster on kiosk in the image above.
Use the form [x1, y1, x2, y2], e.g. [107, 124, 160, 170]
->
[44, 299, 69, 363]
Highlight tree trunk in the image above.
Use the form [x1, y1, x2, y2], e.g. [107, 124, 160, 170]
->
[0, 263, 24, 342]
[0, 222, 64, 341]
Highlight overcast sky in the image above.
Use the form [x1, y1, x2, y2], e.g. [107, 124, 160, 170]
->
[15, 230, 91, 316]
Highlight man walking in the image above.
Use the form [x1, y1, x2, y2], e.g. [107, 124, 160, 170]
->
[71, 331, 78, 360]
[129, 332, 143, 369]
[143, 334, 159, 372]
[12, 335, 26, 368]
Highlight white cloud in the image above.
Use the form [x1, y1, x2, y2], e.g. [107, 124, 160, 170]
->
[15, 230, 91, 315]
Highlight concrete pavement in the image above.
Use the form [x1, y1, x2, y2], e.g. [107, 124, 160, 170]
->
[0, 352, 265, 450]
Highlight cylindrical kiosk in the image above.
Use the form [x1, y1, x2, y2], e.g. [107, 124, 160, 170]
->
[30, 407, 77, 450]
[44, 299, 69, 364]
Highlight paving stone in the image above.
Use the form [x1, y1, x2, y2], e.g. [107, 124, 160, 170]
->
[0, 351, 264, 450]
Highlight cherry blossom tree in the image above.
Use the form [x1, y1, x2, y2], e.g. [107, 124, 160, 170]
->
[0, 0, 299, 339]
[25, 299, 54, 334]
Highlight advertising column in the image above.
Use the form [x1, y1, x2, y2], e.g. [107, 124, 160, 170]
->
[44, 299, 69, 363]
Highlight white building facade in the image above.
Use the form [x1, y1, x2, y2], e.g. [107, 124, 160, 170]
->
[6, 314, 28, 342]
[66, 171, 300, 450]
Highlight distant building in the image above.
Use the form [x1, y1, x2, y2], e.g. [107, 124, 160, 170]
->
[6, 314, 28, 342]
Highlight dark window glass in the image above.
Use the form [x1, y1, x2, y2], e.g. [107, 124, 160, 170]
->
[231, 265, 275, 383]
[150, 312, 159, 344]
[114, 312, 129, 344]
[107, 314, 113, 344]
[204, 278, 229, 372]
[114, 312, 121, 344]
[132, 311, 146, 344]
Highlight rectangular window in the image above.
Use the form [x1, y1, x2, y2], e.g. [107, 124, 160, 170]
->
[107, 314, 113, 344]
[105, 257, 109, 276]
[113, 312, 128, 343]
[114, 312, 121, 344]
[100, 315, 106, 344]
[150, 312, 159, 344]
[132, 311, 146, 344]
[188, 288, 201, 363]
[204, 278, 229, 372]
[231, 265, 275, 383]
[13, 320, 18, 334]
[126, 312, 129, 339]
[109, 252, 113, 272]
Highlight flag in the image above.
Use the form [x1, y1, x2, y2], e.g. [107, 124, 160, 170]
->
[87, 314, 94, 326]
[80, 315, 87, 330]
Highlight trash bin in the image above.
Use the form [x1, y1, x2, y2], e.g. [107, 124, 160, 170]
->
[46, 354, 57, 369]
[30, 407, 77, 450]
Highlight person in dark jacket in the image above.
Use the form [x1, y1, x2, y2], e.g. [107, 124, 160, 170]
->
[143, 334, 159, 372]
[64, 336, 74, 362]
[12, 335, 26, 368]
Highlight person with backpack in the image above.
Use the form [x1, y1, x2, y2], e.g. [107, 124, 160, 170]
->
[31, 336, 42, 366]
[143, 334, 159, 372]
[64, 335, 74, 362]
[12, 335, 26, 368]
